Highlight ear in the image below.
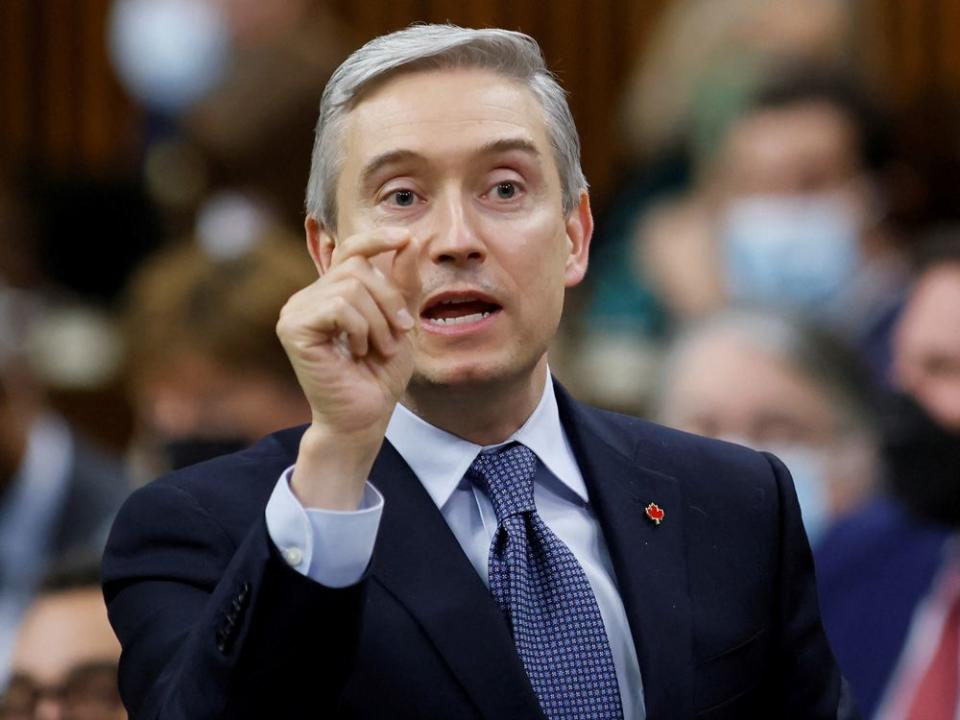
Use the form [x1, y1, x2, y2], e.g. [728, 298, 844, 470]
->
[563, 190, 593, 288]
[305, 216, 336, 276]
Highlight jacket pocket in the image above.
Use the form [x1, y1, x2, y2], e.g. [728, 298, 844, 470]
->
[693, 626, 769, 714]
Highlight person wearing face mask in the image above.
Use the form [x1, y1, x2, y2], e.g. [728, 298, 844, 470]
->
[893, 235, 960, 435]
[815, 237, 960, 719]
[638, 65, 907, 383]
[654, 308, 882, 549]
[122, 194, 313, 482]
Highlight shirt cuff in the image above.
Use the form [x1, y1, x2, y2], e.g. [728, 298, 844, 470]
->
[264, 465, 384, 588]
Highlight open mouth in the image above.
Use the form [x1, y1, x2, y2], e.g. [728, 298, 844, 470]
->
[420, 295, 502, 327]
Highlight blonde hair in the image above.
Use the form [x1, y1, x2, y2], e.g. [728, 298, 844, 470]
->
[124, 229, 315, 388]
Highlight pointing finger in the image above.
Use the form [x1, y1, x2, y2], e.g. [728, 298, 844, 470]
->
[331, 227, 410, 267]
[390, 235, 422, 313]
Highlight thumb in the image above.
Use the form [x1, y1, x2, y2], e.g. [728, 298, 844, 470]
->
[391, 236, 422, 314]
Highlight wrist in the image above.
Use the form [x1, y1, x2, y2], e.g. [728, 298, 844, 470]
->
[291, 424, 385, 511]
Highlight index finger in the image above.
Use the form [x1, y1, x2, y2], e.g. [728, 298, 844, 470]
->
[331, 227, 411, 267]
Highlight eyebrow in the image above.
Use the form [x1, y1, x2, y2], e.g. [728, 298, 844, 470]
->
[359, 137, 542, 190]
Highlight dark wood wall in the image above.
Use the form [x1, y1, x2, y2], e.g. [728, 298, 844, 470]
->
[2, 0, 960, 206]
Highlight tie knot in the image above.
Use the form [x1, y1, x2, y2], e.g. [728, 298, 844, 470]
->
[469, 442, 537, 522]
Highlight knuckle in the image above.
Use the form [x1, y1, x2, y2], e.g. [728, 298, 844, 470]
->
[331, 295, 349, 313]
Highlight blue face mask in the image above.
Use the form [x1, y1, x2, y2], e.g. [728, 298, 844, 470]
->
[721, 193, 861, 311]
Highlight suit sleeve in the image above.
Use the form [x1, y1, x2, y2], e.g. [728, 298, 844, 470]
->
[102, 479, 366, 719]
[763, 452, 861, 720]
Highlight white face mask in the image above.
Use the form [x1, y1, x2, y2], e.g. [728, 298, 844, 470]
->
[109, 0, 231, 112]
[720, 192, 862, 311]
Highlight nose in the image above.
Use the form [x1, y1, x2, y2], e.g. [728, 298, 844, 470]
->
[424, 190, 486, 266]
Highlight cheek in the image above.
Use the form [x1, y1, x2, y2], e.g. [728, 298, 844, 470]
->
[490, 212, 568, 276]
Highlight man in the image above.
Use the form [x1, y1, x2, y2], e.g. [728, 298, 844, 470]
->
[0, 284, 127, 685]
[3, 561, 124, 720]
[893, 237, 960, 433]
[103, 25, 850, 719]
[817, 238, 960, 718]
[636, 66, 905, 382]
[655, 308, 880, 548]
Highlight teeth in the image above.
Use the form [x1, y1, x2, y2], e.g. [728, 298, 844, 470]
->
[427, 311, 492, 326]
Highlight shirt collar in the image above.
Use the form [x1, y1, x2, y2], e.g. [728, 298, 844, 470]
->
[385, 373, 588, 510]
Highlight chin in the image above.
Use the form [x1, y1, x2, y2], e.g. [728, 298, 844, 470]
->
[411, 350, 537, 391]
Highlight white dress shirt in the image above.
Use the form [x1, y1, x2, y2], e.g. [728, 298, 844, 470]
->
[265, 378, 645, 719]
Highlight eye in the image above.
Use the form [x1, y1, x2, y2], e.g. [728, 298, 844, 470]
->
[494, 182, 517, 200]
[387, 189, 417, 207]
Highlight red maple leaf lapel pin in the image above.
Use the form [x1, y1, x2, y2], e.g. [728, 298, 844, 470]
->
[645, 502, 665, 526]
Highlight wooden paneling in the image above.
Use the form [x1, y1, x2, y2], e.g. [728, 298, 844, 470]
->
[0, 0, 139, 175]
[4, 1, 960, 204]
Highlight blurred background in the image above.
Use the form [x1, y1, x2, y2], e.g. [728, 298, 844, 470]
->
[1, 1, 960, 718]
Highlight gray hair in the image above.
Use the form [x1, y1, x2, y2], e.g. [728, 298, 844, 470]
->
[656, 308, 880, 437]
[305, 24, 587, 228]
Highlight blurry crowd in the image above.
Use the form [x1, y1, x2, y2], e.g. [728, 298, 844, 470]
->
[0, 0, 959, 718]
[566, 1, 960, 717]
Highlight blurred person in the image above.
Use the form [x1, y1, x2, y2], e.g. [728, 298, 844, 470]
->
[585, 0, 854, 342]
[110, 0, 350, 229]
[123, 193, 313, 477]
[2, 559, 123, 720]
[638, 66, 906, 381]
[815, 234, 960, 717]
[893, 235, 960, 433]
[816, 394, 960, 719]
[655, 309, 881, 547]
[0, 288, 127, 686]
[103, 25, 853, 719]
[620, 0, 853, 164]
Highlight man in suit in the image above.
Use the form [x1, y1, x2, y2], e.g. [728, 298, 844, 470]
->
[817, 242, 960, 718]
[0, 285, 128, 685]
[103, 24, 851, 719]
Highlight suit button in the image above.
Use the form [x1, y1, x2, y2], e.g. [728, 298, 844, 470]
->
[282, 547, 304, 567]
[238, 581, 251, 600]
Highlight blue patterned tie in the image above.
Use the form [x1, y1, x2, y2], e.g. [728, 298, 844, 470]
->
[469, 443, 624, 720]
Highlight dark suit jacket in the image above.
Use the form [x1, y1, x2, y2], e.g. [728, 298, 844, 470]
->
[816, 498, 953, 718]
[102, 383, 849, 719]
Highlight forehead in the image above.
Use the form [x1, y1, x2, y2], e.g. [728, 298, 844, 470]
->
[671, 332, 835, 420]
[901, 264, 960, 344]
[341, 67, 553, 168]
[722, 101, 859, 191]
[13, 590, 119, 684]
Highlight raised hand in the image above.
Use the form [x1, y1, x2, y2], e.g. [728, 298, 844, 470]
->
[276, 227, 421, 510]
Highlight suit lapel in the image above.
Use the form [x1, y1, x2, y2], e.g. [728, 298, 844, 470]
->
[369, 441, 546, 720]
[556, 384, 695, 720]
